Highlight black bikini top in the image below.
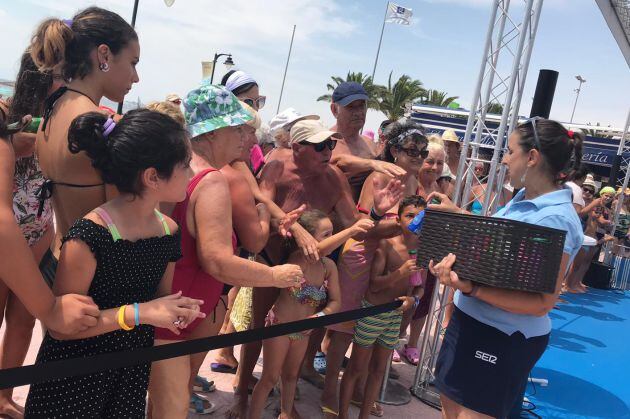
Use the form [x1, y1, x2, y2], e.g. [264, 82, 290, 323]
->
[37, 87, 104, 217]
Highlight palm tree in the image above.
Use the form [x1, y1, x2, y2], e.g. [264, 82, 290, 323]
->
[419, 89, 458, 107]
[378, 72, 425, 121]
[317, 71, 384, 111]
[486, 102, 504, 115]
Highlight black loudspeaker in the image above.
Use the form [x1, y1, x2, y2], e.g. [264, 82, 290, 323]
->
[583, 261, 613, 289]
[530, 69, 559, 118]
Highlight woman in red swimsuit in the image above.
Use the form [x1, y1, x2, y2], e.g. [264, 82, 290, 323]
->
[148, 83, 304, 417]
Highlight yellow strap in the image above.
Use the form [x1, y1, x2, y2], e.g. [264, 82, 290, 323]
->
[154, 209, 171, 235]
[117, 305, 134, 331]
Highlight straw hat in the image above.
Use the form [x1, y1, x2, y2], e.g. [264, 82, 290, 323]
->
[442, 129, 460, 143]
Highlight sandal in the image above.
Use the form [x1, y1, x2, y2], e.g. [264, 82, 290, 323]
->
[350, 400, 384, 417]
[210, 362, 237, 374]
[320, 405, 339, 417]
[402, 345, 420, 365]
[392, 349, 401, 362]
[193, 375, 216, 393]
[189, 393, 217, 415]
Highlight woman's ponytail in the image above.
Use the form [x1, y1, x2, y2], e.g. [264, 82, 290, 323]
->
[30, 19, 73, 71]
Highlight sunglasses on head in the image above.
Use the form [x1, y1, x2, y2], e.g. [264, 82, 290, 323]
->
[243, 96, 266, 110]
[397, 145, 429, 159]
[308, 139, 337, 152]
[521, 116, 544, 150]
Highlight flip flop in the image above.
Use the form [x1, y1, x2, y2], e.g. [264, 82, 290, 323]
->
[402, 345, 420, 365]
[350, 400, 384, 417]
[320, 405, 339, 417]
[210, 362, 237, 374]
[392, 349, 401, 363]
[193, 375, 216, 393]
[189, 393, 217, 415]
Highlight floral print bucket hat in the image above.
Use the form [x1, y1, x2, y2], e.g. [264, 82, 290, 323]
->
[184, 79, 253, 138]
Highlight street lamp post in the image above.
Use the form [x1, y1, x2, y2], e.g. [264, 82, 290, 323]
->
[570, 75, 586, 123]
[209, 53, 234, 84]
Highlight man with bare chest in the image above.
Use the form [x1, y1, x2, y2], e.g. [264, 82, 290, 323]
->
[259, 120, 357, 265]
[329, 82, 405, 201]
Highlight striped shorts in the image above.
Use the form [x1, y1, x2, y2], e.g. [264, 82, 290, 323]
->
[353, 299, 403, 350]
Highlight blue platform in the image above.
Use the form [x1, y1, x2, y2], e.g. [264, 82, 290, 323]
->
[528, 289, 630, 418]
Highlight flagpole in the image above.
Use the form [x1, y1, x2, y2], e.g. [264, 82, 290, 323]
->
[276, 24, 296, 114]
[371, 1, 389, 80]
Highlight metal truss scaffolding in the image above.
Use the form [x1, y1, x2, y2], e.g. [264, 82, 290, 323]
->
[411, 0, 544, 408]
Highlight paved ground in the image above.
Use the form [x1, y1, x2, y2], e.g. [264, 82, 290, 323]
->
[7, 322, 441, 418]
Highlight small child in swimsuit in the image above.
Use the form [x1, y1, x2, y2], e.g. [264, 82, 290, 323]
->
[338, 195, 426, 419]
[248, 210, 374, 419]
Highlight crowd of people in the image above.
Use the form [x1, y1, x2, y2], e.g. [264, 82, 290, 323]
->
[0, 5, 616, 419]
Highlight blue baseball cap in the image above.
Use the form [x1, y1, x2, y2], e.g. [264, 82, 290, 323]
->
[332, 82, 369, 106]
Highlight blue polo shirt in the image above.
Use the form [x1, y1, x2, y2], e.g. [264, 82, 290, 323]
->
[454, 187, 584, 338]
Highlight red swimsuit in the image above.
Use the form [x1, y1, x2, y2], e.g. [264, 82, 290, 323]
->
[155, 168, 236, 340]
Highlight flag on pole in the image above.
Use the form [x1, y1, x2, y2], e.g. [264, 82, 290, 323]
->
[385, 2, 413, 25]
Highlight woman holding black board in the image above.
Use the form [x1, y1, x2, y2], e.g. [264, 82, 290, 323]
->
[427, 118, 584, 419]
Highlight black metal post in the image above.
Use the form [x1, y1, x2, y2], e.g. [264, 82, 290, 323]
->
[210, 53, 219, 84]
[116, 0, 140, 115]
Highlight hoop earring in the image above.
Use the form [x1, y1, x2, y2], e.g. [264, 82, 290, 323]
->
[99, 62, 110, 72]
[520, 167, 529, 184]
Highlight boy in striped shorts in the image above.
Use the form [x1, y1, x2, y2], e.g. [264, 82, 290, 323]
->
[338, 196, 426, 419]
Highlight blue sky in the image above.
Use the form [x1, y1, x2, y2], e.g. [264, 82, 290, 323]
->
[0, 0, 628, 132]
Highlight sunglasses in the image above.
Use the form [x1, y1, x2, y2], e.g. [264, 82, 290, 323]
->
[521, 116, 544, 150]
[582, 187, 595, 194]
[398, 145, 429, 159]
[243, 96, 266, 110]
[308, 139, 337, 152]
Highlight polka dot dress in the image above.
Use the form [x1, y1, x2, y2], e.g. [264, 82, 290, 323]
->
[24, 218, 182, 418]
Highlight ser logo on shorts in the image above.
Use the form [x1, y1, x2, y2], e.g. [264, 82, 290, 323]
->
[475, 350, 498, 364]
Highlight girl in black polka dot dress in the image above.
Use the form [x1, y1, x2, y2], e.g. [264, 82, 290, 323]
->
[25, 109, 204, 418]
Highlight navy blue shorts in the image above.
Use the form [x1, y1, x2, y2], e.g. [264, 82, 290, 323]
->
[434, 307, 549, 418]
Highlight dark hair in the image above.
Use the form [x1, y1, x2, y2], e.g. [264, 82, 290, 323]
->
[68, 109, 190, 195]
[379, 119, 392, 132]
[381, 118, 428, 163]
[516, 119, 583, 183]
[8, 50, 53, 123]
[567, 164, 589, 182]
[30, 7, 137, 80]
[297, 209, 329, 236]
[398, 195, 427, 217]
[221, 70, 258, 97]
